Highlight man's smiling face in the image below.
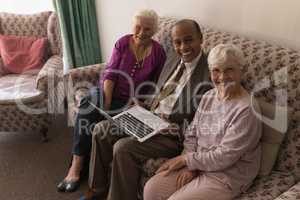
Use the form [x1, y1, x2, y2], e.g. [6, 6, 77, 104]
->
[171, 22, 202, 63]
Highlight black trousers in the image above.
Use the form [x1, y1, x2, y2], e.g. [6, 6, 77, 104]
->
[72, 87, 127, 157]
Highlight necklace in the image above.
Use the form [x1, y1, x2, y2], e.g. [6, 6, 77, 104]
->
[134, 54, 146, 69]
[131, 39, 150, 69]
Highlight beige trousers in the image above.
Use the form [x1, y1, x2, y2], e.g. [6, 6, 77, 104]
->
[88, 120, 182, 200]
[144, 171, 234, 200]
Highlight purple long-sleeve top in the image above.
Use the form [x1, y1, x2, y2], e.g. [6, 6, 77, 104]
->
[184, 89, 262, 196]
[100, 34, 166, 101]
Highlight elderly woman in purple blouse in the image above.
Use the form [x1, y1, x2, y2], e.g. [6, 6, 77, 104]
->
[57, 9, 166, 192]
[143, 44, 262, 200]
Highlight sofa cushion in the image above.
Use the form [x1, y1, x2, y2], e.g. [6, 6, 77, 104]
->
[139, 159, 295, 200]
[0, 73, 44, 104]
[0, 34, 48, 74]
[255, 99, 289, 176]
[0, 11, 51, 37]
[274, 181, 300, 200]
[0, 57, 7, 76]
[276, 122, 300, 180]
[237, 171, 295, 200]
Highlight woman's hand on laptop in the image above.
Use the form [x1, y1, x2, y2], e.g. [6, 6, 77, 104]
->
[129, 98, 151, 109]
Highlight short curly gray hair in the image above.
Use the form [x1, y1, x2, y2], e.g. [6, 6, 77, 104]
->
[133, 9, 159, 33]
[208, 44, 245, 70]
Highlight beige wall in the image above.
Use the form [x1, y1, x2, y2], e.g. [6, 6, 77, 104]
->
[0, 0, 53, 13]
[96, 0, 300, 60]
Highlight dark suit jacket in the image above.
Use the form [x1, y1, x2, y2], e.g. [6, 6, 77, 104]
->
[152, 51, 212, 126]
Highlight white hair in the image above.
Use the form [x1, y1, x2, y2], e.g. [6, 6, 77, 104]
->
[133, 9, 159, 32]
[208, 44, 245, 70]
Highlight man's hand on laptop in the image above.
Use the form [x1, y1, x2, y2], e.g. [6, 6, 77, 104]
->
[159, 114, 180, 134]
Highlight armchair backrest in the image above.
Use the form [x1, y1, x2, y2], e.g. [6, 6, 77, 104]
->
[0, 11, 62, 56]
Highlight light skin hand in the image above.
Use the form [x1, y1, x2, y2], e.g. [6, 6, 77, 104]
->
[103, 80, 115, 110]
[130, 98, 147, 108]
[156, 155, 187, 176]
[175, 168, 198, 189]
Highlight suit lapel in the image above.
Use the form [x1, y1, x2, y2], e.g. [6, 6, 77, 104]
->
[156, 54, 181, 91]
[172, 53, 209, 112]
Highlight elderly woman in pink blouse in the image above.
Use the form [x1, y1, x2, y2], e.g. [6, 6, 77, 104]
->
[143, 44, 262, 200]
[57, 9, 166, 192]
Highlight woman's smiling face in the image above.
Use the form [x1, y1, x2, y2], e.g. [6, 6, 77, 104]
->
[210, 59, 242, 94]
[132, 17, 155, 45]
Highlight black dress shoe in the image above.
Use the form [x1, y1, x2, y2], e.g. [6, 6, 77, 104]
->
[57, 179, 80, 192]
[79, 189, 100, 200]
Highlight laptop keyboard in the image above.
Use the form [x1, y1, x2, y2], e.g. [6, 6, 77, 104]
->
[114, 113, 154, 138]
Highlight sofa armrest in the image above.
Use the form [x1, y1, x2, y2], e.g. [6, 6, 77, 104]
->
[0, 57, 6, 77]
[64, 63, 106, 109]
[36, 55, 63, 94]
[274, 181, 300, 199]
[65, 63, 105, 126]
[64, 63, 106, 90]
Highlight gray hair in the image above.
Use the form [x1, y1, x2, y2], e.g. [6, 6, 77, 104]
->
[208, 44, 245, 70]
[133, 9, 159, 33]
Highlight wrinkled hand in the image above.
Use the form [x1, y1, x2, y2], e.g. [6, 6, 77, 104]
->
[159, 114, 180, 133]
[129, 98, 147, 108]
[160, 123, 180, 134]
[156, 155, 186, 176]
[175, 168, 198, 189]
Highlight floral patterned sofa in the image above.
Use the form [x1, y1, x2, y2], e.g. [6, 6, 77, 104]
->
[0, 11, 63, 141]
[65, 17, 300, 199]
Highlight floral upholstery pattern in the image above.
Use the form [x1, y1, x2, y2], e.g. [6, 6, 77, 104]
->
[276, 122, 300, 180]
[67, 17, 300, 199]
[65, 63, 106, 125]
[139, 158, 296, 200]
[0, 11, 51, 37]
[47, 13, 62, 56]
[0, 11, 63, 135]
[36, 55, 64, 93]
[274, 182, 300, 200]
[0, 57, 5, 76]
[0, 101, 49, 133]
[36, 55, 64, 114]
[238, 172, 295, 200]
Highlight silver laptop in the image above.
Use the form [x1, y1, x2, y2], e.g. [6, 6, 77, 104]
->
[88, 101, 170, 142]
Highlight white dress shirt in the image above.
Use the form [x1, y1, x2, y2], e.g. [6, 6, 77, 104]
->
[154, 52, 202, 116]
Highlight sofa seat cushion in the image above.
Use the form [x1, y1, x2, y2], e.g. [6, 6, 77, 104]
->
[237, 171, 296, 200]
[139, 159, 295, 200]
[274, 181, 300, 200]
[0, 73, 44, 104]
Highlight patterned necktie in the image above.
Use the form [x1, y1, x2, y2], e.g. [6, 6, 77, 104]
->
[150, 63, 186, 112]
